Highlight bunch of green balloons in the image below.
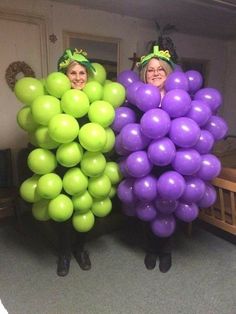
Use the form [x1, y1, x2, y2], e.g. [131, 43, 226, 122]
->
[16, 63, 125, 232]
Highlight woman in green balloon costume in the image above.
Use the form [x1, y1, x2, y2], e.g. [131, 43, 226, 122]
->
[55, 48, 95, 276]
[16, 48, 124, 277]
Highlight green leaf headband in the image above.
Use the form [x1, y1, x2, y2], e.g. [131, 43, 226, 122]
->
[138, 45, 174, 68]
[57, 48, 95, 73]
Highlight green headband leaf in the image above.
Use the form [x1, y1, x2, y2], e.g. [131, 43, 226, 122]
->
[57, 48, 95, 72]
[138, 45, 174, 68]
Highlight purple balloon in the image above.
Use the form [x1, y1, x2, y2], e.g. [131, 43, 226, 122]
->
[162, 89, 191, 118]
[121, 123, 150, 152]
[135, 84, 161, 112]
[126, 150, 153, 178]
[171, 148, 202, 175]
[204, 115, 228, 141]
[151, 213, 176, 237]
[174, 65, 184, 72]
[165, 71, 189, 92]
[122, 202, 136, 217]
[192, 130, 215, 154]
[181, 176, 206, 203]
[112, 107, 137, 133]
[196, 154, 221, 181]
[197, 183, 217, 208]
[117, 70, 140, 88]
[117, 178, 136, 204]
[185, 70, 203, 94]
[140, 108, 171, 139]
[169, 117, 201, 148]
[134, 175, 157, 201]
[186, 100, 212, 127]
[126, 81, 144, 105]
[118, 157, 129, 177]
[175, 202, 199, 223]
[194, 88, 222, 112]
[157, 171, 186, 201]
[136, 202, 157, 221]
[115, 134, 130, 156]
[147, 137, 176, 166]
[155, 198, 179, 215]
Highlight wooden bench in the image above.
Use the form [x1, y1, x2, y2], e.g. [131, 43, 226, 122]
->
[198, 167, 236, 235]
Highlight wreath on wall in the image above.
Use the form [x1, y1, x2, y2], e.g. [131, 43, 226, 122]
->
[5, 61, 35, 90]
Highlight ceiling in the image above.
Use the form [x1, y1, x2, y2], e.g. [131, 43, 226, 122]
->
[51, 0, 236, 40]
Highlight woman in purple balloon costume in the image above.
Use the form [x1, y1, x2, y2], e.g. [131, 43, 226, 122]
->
[138, 46, 175, 272]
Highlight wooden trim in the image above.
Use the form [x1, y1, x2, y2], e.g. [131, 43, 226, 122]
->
[62, 30, 121, 74]
[212, 177, 236, 191]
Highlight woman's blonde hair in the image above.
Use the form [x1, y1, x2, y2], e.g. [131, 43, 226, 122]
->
[66, 60, 88, 75]
[140, 58, 173, 83]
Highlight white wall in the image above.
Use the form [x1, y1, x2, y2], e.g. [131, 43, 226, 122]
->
[0, 0, 235, 157]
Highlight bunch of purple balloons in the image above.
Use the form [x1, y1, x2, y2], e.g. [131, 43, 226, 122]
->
[112, 69, 228, 238]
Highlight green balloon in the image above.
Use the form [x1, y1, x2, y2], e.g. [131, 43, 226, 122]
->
[28, 132, 39, 147]
[48, 194, 73, 222]
[27, 148, 57, 175]
[35, 126, 60, 149]
[63, 167, 88, 196]
[83, 81, 103, 103]
[32, 199, 50, 221]
[80, 151, 106, 177]
[78, 122, 106, 152]
[88, 63, 107, 84]
[56, 142, 83, 167]
[88, 174, 111, 198]
[48, 114, 80, 143]
[91, 197, 112, 217]
[17, 106, 38, 132]
[101, 128, 115, 153]
[39, 78, 49, 95]
[45, 72, 71, 99]
[104, 161, 123, 184]
[36, 173, 62, 199]
[103, 82, 126, 108]
[31, 95, 61, 126]
[72, 210, 95, 232]
[109, 186, 117, 198]
[14, 77, 44, 106]
[104, 79, 112, 86]
[61, 89, 90, 118]
[88, 100, 115, 128]
[72, 190, 93, 213]
[20, 174, 41, 203]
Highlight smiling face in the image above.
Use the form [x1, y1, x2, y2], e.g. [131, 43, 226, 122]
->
[66, 62, 88, 90]
[145, 58, 168, 89]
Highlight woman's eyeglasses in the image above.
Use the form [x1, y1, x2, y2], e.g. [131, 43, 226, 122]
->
[147, 67, 166, 74]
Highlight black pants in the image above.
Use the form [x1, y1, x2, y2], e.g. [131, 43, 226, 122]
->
[56, 220, 87, 257]
[144, 223, 171, 255]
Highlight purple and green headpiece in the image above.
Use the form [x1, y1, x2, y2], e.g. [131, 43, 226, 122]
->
[57, 48, 95, 73]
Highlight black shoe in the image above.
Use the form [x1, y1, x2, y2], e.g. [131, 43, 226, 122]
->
[144, 252, 157, 270]
[57, 255, 70, 277]
[159, 253, 172, 273]
[74, 250, 91, 271]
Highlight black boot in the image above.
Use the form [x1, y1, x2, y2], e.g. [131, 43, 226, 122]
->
[74, 250, 91, 270]
[144, 252, 157, 270]
[159, 253, 172, 273]
[57, 255, 70, 277]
